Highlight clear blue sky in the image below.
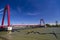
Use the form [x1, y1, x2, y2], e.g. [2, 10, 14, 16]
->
[0, 0, 60, 25]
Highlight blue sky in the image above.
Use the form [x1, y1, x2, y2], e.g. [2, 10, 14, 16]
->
[0, 0, 60, 25]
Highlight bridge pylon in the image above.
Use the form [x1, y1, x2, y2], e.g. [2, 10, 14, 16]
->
[40, 19, 46, 27]
[0, 4, 12, 31]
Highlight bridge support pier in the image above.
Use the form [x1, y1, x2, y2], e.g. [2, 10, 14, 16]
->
[7, 27, 12, 31]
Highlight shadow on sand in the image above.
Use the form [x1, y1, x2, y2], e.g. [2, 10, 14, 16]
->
[0, 36, 8, 40]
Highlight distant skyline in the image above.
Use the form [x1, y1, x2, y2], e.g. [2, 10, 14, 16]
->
[0, 0, 60, 25]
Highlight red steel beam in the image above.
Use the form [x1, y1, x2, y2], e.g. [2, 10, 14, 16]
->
[7, 5, 10, 26]
[1, 5, 10, 28]
[1, 7, 6, 28]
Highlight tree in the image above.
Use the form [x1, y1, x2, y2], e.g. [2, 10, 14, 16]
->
[46, 24, 51, 27]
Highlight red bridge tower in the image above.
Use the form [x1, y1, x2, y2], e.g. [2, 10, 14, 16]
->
[1, 5, 10, 28]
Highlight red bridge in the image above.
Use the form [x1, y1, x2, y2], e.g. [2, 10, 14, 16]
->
[0, 4, 10, 29]
[0, 5, 46, 30]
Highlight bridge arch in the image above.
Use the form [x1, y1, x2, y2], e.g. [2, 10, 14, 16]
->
[40, 19, 46, 27]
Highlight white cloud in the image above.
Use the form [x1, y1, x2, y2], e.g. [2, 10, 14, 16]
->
[27, 13, 40, 16]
